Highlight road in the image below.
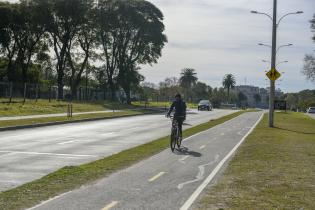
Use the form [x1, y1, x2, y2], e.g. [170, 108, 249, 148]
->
[307, 113, 315, 119]
[29, 112, 263, 210]
[0, 109, 236, 192]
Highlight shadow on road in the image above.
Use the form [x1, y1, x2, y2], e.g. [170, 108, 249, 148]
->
[274, 126, 315, 135]
[174, 147, 202, 157]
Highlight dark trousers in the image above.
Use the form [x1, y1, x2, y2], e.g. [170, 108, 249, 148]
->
[174, 117, 184, 137]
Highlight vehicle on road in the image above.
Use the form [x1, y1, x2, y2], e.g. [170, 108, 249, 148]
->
[198, 100, 212, 111]
[170, 115, 182, 152]
[307, 107, 315, 113]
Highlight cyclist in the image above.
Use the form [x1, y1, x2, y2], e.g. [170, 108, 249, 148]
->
[167, 93, 187, 141]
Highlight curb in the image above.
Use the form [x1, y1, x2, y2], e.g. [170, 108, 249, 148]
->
[0, 109, 165, 132]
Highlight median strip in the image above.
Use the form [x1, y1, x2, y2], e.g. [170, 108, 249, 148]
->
[0, 111, 249, 210]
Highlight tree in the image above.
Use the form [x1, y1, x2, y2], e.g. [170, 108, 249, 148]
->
[159, 77, 180, 101]
[302, 54, 315, 83]
[302, 14, 315, 83]
[65, 0, 96, 99]
[0, 2, 18, 82]
[97, 0, 167, 103]
[180, 68, 198, 101]
[192, 82, 211, 101]
[254, 93, 262, 107]
[222, 74, 236, 102]
[46, 0, 90, 100]
[286, 93, 298, 111]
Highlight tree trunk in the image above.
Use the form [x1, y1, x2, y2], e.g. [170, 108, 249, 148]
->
[123, 86, 131, 105]
[108, 78, 116, 101]
[57, 73, 64, 100]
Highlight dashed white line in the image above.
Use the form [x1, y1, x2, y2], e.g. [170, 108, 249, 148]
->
[148, 172, 166, 182]
[199, 145, 206, 150]
[179, 155, 189, 164]
[101, 201, 119, 210]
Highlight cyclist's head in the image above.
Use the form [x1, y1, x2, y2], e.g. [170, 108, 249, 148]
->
[175, 93, 182, 101]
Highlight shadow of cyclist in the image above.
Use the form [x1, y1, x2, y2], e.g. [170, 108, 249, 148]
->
[174, 146, 202, 157]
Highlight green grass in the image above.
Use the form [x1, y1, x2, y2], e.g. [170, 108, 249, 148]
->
[197, 112, 315, 210]
[0, 111, 247, 210]
[0, 110, 152, 129]
[0, 99, 142, 117]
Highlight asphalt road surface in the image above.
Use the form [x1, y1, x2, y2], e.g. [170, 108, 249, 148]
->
[307, 113, 315, 119]
[0, 109, 236, 192]
[29, 112, 263, 210]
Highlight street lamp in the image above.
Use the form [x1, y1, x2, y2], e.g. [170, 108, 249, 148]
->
[258, 43, 293, 54]
[262, 60, 288, 67]
[251, 1, 303, 127]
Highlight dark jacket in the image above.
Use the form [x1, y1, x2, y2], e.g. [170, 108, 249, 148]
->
[168, 99, 187, 118]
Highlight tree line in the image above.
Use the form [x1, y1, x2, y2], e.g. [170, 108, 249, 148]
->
[0, 0, 167, 104]
[139, 69, 253, 108]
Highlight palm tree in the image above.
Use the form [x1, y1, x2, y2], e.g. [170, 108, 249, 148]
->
[222, 74, 236, 102]
[179, 68, 198, 100]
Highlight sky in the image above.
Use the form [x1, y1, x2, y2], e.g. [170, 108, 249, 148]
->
[2, 0, 315, 92]
[139, 0, 315, 92]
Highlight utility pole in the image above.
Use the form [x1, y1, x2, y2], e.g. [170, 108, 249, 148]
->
[269, 0, 277, 127]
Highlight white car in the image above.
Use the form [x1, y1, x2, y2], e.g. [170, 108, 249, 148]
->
[198, 100, 212, 111]
[307, 107, 315, 114]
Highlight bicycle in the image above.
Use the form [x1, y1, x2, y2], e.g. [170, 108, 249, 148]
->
[169, 115, 183, 152]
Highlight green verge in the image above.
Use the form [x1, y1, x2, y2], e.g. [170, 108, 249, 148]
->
[0, 111, 246, 210]
[197, 112, 315, 210]
[0, 99, 143, 117]
[0, 110, 156, 129]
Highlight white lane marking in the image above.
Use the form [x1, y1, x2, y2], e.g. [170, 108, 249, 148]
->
[237, 131, 243, 136]
[148, 172, 166, 182]
[0, 150, 97, 158]
[58, 140, 77, 145]
[220, 133, 225, 136]
[179, 155, 189, 164]
[177, 155, 220, 190]
[0, 152, 15, 158]
[101, 201, 119, 210]
[199, 145, 206, 150]
[26, 191, 73, 210]
[180, 113, 264, 210]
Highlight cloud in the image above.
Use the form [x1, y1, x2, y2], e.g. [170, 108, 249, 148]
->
[141, 0, 315, 92]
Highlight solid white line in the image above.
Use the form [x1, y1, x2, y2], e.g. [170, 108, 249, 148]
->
[180, 113, 264, 210]
[101, 201, 119, 210]
[148, 172, 166, 182]
[199, 145, 206, 150]
[0, 150, 97, 158]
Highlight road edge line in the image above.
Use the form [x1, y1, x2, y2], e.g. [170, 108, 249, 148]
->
[180, 113, 264, 210]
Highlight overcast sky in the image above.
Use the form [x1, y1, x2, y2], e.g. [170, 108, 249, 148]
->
[140, 0, 315, 92]
[2, 0, 315, 92]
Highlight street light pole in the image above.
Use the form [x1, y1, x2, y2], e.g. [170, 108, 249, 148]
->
[269, 0, 277, 127]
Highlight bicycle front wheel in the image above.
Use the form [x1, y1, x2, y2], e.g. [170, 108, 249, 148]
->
[170, 128, 177, 152]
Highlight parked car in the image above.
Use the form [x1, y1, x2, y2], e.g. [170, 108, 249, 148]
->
[198, 100, 212, 111]
[307, 107, 315, 113]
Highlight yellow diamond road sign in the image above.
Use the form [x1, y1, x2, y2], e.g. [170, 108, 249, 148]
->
[266, 68, 281, 81]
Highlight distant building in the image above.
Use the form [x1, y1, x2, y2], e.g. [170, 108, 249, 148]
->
[233, 85, 282, 108]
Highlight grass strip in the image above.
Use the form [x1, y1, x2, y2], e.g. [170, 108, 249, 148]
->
[0, 110, 156, 129]
[0, 99, 142, 117]
[0, 111, 246, 210]
[197, 112, 315, 210]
